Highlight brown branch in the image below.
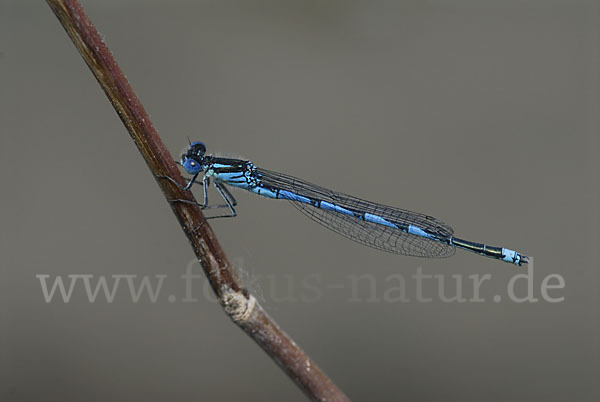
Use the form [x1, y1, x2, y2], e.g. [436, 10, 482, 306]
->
[45, 1, 349, 401]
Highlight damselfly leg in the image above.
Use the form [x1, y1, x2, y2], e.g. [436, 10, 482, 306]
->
[157, 174, 237, 219]
[156, 174, 197, 191]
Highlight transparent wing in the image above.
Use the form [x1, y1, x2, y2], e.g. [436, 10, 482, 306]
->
[256, 168, 456, 258]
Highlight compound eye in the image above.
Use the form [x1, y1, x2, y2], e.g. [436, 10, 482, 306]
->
[190, 141, 206, 156]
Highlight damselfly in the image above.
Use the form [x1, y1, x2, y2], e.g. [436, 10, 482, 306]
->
[162, 141, 528, 266]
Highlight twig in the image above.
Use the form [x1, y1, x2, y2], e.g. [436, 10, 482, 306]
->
[45, 1, 350, 401]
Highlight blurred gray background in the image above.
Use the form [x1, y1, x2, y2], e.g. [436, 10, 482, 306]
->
[2, 1, 599, 401]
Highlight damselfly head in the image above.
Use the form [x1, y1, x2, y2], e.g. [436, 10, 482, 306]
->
[180, 141, 207, 174]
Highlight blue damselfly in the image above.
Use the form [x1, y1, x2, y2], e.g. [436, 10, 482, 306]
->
[162, 142, 528, 266]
